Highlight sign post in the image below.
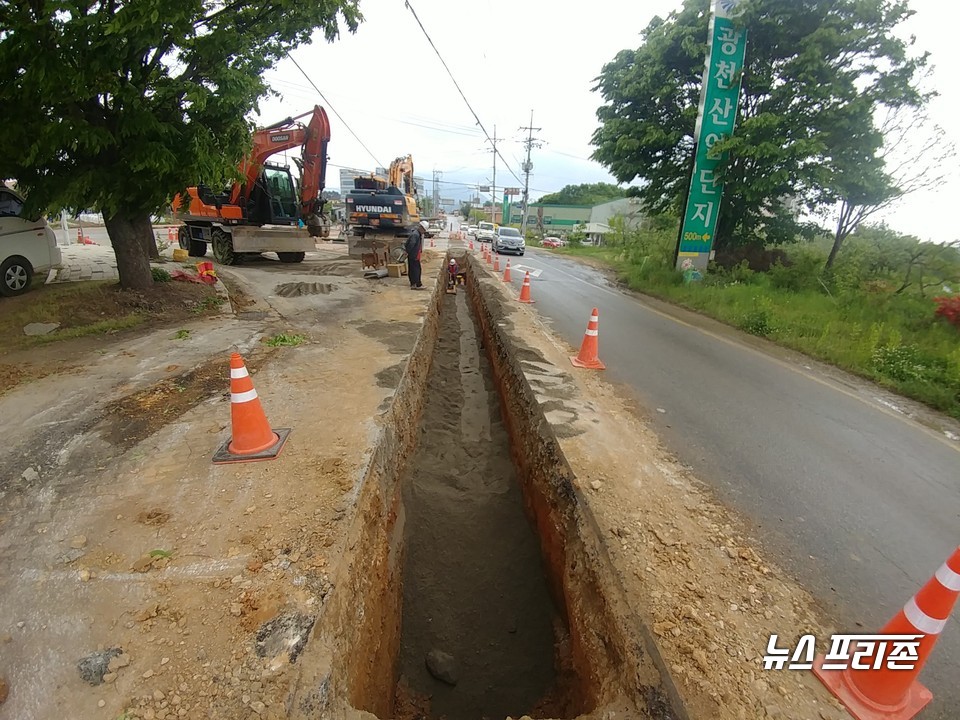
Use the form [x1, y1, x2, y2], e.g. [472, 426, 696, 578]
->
[675, 0, 747, 273]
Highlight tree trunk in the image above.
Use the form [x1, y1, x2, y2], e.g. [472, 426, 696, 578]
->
[825, 229, 845, 270]
[104, 211, 154, 290]
[136, 215, 160, 260]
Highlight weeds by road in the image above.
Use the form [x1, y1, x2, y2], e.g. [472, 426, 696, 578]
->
[553, 229, 960, 420]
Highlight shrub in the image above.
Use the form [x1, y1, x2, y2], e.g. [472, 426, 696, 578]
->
[768, 255, 822, 292]
[739, 297, 774, 336]
[871, 344, 928, 382]
[933, 295, 960, 330]
[151, 267, 171, 282]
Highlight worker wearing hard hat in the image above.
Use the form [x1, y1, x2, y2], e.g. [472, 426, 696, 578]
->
[404, 220, 429, 290]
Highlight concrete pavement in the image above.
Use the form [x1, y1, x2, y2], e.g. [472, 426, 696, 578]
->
[496, 247, 960, 719]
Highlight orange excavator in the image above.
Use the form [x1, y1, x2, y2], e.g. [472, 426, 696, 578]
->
[172, 105, 331, 265]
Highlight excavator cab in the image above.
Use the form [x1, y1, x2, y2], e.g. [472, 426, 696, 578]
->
[246, 164, 299, 226]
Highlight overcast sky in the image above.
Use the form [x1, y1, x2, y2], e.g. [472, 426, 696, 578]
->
[255, 0, 960, 243]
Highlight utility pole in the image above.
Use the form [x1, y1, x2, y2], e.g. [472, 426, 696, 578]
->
[431, 169, 442, 217]
[519, 110, 542, 237]
[491, 125, 497, 222]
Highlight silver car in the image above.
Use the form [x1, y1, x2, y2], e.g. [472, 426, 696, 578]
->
[493, 227, 525, 256]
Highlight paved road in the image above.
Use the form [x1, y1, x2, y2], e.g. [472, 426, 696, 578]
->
[494, 246, 960, 717]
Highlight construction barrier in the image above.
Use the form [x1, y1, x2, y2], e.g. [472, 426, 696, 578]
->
[212, 353, 291, 464]
[518, 271, 534, 304]
[570, 308, 606, 370]
[812, 546, 960, 720]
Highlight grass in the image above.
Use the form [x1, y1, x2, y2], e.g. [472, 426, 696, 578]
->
[553, 244, 960, 420]
[265, 332, 306, 347]
[0, 279, 223, 355]
[174, 328, 190, 339]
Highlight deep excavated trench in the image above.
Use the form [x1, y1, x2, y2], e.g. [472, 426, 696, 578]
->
[288, 256, 681, 720]
[395, 291, 566, 719]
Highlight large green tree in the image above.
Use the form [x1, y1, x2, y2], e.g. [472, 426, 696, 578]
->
[0, 0, 361, 289]
[536, 182, 626, 206]
[591, 0, 927, 252]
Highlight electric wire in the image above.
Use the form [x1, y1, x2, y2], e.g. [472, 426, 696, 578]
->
[402, 0, 525, 187]
[285, 53, 384, 169]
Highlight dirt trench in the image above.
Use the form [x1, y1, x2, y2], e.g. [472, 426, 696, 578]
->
[287, 257, 683, 720]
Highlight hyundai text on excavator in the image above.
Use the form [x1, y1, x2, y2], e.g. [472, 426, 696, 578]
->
[344, 155, 421, 261]
[171, 105, 331, 265]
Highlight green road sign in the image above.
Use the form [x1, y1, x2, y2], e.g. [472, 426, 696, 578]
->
[676, 0, 748, 271]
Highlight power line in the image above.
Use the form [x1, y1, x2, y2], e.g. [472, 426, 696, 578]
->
[402, 0, 524, 187]
[285, 53, 384, 169]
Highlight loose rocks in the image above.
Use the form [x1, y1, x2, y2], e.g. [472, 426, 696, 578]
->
[425, 649, 458, 686]
[77, 648, 122, 686]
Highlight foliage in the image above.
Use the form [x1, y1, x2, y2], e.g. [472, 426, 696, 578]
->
[1, 0, 361, 289]
[591, 0, 927, 251]
[536, 183, 626, 207]
[934, 296, 960, 330]
[321, 189, 342, 201]
[190, 295, 225, 314]
[265, 332, 306, 347]
[174, 329, 191, 340]
[460, 202, 473, 219]
[151, 267, 172, 283]
[149, 549, 173, 559]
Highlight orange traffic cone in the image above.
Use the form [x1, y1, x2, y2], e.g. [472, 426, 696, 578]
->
[213, 353, 291, 464]
[430, 235, 435, 248]
[77, 228, 83, 244]
[494, 253, 500, 272]
[470, 240, 474, 251]
[570, 308, 605, 369]
[518, 271, 534, 304]
[503, 260, 512, 282]
[813, 547, 960, 720]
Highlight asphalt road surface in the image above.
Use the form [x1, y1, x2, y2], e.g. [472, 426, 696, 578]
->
[496, 245, 960, 718]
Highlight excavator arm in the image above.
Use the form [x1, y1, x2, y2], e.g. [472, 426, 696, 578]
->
[229, 106, 331, 235]
[388, 155, 416, 197]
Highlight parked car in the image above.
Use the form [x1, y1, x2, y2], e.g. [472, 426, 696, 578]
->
[467, 225, 478, 237]
[493, 226, 525, 256]
[0, 187, 62, 297]
[541, 236, 566, 248]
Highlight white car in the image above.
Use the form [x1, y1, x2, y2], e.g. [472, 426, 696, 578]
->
[0, 188, 62, 297]
[467, 225, 478, 237]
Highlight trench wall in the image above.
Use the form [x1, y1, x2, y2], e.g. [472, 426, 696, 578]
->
[464, 254, 689, 720]
[287, 270, 443, 720]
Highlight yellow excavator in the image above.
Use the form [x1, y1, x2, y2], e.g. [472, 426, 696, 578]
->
[345, 155, 421, 262]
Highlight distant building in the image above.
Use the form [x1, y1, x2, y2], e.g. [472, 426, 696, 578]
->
[338, 167, 370, 193]
[517, 203, 593, 230]
[590, 197, 643, 228]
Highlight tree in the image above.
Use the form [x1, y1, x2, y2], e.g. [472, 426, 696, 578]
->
[322, 189, 342, 201]
[825, 103, 955, 269]
[460, 201, 473, 219]
[591, 0, 927, 252]
[0, 0, 361, 289]
[536, 182, 626, 206]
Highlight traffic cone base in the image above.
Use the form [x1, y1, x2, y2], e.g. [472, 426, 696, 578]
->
[214, 427, 291, 464]
[570, 355, 605, 370]
[812, 657, 931, 720]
